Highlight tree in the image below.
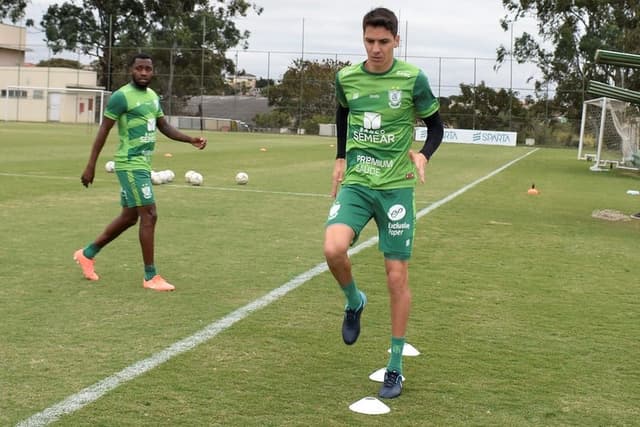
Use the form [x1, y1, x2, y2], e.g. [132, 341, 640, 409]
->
[254, 110, 291, 128]
[446, 81, 527, 131]
[497, 1, 640, 127]
[256, 77, 275, 89]
[0, 0, 32, 24]
[37, 58, 83, 69]
[267, 58, 350, 129]
[40, 0, 262, 99]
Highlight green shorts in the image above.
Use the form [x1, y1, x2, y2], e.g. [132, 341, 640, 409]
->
[115, 169, 155, 208]
[326, 184, 416, 260]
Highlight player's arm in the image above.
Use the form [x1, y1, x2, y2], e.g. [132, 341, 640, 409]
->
[419, 111, 444, 160]
[331, 103, 349, 197]
[410, 111, 444, 184]
[81, 117, 116, 187]
[156, 116, 207, 149]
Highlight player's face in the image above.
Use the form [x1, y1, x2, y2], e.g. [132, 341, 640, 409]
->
[363, 25, 399, 73]
[131, 58, 154, 88]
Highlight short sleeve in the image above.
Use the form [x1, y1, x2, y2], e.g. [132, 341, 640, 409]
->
[104, 91, 127, 120]
[413, 70, 439, 118]
[335, 73, 348, 108]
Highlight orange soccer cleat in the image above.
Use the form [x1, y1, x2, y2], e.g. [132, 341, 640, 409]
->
[73, 249, 99, 281]
[143, 275, 175, 292]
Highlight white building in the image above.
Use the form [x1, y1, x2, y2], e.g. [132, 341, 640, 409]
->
[1, 22, 103, 123]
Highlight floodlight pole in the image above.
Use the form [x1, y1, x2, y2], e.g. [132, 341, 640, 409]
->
[200, 15, 205, 130]
[509, 21, 514, 129]
[297, 18, 305, 132]
[107, 15, 112, 92]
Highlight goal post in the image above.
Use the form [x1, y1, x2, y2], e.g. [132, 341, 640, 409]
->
[2, 85, 111, 124]
[578, 96, 640, 171]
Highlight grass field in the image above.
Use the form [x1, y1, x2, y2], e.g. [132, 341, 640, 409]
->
[1, 122, 639, 426]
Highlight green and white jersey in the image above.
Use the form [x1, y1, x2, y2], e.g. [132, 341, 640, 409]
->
[336, 59, 439, 189]
[104, 83, 164, 172]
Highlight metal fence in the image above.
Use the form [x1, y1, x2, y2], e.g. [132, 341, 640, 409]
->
[6, 44, 581, 141]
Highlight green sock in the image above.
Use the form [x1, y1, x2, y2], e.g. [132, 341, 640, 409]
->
[341, 281, 363, 310]
[83, 243, 101, 259]
[387, 336, 405, 374]
[144, 265, 157, 281]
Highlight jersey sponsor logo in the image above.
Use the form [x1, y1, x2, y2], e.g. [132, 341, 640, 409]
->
[363, 112, 381, 129]
[353, 129, 395, 144]
[388, 89, 402, 109]
[395, 70, 412, 78]
[354, 112, 395, 144]
[387, 204, 407, 221]
[328, 201, 341, 220]
[140, 133, 156, 144]
[354, 155, 394, 176]
[147, 119, 156, 132]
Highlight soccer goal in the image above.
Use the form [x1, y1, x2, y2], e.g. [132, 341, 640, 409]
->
[2, 85, 111, 124]
[578, 97, 640, 171]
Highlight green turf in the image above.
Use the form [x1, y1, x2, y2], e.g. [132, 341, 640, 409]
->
[1, 123, 639, 426]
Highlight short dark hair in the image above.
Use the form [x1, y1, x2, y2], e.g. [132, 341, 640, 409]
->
[129, 52, 153, 67]
[362, 7, 398, 36]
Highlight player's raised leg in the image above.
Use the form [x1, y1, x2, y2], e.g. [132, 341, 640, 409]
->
[324, 223, 366, 344]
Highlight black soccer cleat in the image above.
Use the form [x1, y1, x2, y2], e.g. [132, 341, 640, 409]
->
[341, 291, 366, 345]
[379, 370, 403, 399]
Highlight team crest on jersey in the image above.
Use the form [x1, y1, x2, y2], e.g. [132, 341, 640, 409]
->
[388, 89, 402, 109]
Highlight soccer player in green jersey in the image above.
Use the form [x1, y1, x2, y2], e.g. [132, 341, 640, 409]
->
[323, 7, 444, 399]
[74, 53, 207, 292]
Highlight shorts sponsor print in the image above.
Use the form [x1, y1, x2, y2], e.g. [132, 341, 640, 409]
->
[116, 169, 155, 207]
[326, 184, 415, 260]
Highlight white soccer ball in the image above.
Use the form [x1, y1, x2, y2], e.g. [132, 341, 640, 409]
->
[105, 160, 115, 173]
[158, 170, 172, 184]
[190, 172, 204, 186]
[235, 172, 249, 185]
[185, 170, 196, 182]
[165, 170, 175, 182]
[151, 171, 163, 185]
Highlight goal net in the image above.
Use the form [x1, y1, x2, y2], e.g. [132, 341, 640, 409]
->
[2, 85, 111, 124]
[578, 97, 640, 170]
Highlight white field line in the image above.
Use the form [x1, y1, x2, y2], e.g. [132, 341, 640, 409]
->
[16, 148, 538, 427]
[0, 172, 331, 198]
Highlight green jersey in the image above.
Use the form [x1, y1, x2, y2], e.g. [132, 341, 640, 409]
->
[336, 59, 439, 189]
[104, 83, 164, 172]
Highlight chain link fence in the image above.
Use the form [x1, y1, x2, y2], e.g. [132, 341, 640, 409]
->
[4, 44, 587, 144]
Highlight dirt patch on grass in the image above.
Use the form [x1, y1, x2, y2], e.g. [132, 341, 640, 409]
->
[591, 209, 631, 221]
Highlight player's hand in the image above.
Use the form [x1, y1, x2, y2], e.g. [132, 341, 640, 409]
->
[331, 158, 346, 198]
[81, 166, 95, 188]
[409, 150, 428, 184]
[191, 136, 207, 150]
